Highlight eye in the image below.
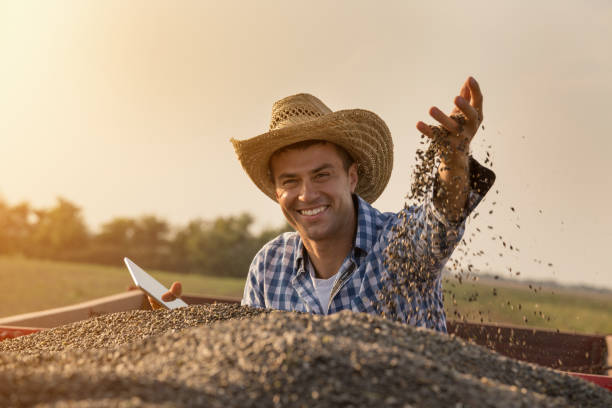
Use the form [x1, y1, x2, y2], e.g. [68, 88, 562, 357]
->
[315, 172, 330, 180]
[281, 179, 297, 187]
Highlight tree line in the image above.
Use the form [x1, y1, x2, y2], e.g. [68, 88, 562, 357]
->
[0, 197, 292, 277]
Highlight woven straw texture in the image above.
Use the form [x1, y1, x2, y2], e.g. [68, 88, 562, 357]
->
[231, 94, 393, 204]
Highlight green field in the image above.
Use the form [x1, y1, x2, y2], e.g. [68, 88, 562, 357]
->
[0, 257, 245, 318]
[1, 256, 611, 335]
[444, 277, 612, 335]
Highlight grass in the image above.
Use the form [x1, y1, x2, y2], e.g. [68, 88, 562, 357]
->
[1, 256, 611, 335]
[443, 277, 612, 335]
[0, 256, 244, 318]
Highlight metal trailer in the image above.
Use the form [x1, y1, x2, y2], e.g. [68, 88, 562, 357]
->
[1, 290, 611, 391]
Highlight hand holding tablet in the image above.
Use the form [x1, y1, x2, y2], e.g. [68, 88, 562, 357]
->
[124, 257, 188, 310]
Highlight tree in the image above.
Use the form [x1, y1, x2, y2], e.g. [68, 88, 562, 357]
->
[28, 197, 89, 259]
[0, 200, 33, 254]
[96, 217, 137, 247]
[172, 213, 259, 277]
[91, 215, 171, 268]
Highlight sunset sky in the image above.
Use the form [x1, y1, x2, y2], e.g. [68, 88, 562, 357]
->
[1, 1, 611, 289]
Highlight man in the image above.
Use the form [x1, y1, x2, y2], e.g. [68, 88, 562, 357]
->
[152, 76, 494, 332]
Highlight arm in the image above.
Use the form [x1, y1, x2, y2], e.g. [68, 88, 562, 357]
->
[417, 76, 484, 222]
[385, 77, 493, 289]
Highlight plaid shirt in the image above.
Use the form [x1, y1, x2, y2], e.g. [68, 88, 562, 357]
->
[242, 158, 495, 332]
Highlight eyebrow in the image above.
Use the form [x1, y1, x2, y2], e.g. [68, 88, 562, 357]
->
[277, 163, 334, 180]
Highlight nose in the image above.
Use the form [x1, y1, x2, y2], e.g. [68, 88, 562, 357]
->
[298, 178, 320, 202]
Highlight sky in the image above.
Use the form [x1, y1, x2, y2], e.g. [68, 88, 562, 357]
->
[0, 0, 611, 289]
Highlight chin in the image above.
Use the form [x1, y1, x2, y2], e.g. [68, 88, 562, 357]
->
[300, 226, 332, 242]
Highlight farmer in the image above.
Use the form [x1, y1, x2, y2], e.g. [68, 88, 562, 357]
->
[151, 76, 494, 332]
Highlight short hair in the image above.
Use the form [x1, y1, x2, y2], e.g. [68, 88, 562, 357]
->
[270, 140, 355, 175]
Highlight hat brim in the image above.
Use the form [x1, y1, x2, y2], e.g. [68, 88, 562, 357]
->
[231, 109, 393, 204]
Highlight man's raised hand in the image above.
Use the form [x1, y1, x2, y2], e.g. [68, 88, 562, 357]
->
[416, 76, 483, 157]
[415, 76, 485, 222]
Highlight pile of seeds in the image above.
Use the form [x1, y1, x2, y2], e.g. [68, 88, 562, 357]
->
[1, 307, 610, 407]
[0, 303, 267, 354]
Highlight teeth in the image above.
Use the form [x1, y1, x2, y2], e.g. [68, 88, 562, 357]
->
[300, 206, 326, 216]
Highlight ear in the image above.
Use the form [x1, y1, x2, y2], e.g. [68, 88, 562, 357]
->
[348, 163, 358, 193]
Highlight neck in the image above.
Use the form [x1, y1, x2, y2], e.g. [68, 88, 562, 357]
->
[301, 209, 357, 280]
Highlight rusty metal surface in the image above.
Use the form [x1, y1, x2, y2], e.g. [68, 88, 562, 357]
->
[0, 326, 44, 341]
[447, 320, 609, 375]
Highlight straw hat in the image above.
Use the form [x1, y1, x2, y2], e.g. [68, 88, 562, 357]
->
[230, 93, 393, 203]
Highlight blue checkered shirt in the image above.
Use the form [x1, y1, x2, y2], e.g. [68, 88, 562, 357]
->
[242, 159, 494, 332]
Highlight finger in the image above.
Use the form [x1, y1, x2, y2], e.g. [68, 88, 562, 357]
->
[161, 291, 176, 302]
[161, 281, 182, 301]
[454, 95, 479, 122]
[459, 78, 471, 101]
[429, 107, 460, 133]
[148, 295, 162, 310]
[451, 79, 472, 115]
[468, 76, 483, 119]
[170, 281, 182, 297]
[416, 121, 434, 138]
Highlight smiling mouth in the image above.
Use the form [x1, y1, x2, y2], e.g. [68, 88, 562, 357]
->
[297, 206, 328, 216]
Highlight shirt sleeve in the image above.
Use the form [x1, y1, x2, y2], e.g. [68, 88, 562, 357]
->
[391, 156, 495, 281]
[241, 249, 266, 307]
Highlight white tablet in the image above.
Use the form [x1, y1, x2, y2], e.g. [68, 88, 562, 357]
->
[124, 257, 188, 310]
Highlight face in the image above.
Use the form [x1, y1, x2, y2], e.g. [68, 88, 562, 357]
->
[270, 143, 358, 243]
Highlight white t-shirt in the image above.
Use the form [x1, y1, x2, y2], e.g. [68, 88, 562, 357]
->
[307, 259, 338, 314]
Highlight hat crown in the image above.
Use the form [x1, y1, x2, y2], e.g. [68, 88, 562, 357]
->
[269, 93, 333, 131]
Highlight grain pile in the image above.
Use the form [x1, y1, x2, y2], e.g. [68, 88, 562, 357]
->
[0, 303, 267, 354]
[1, 306, 610, 407]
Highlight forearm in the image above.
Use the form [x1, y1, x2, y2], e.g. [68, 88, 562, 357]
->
[434, 152, 470, 222]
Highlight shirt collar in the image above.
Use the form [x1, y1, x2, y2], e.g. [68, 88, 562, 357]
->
[293, 194, 378, 274]
[352, 194, 378, 255]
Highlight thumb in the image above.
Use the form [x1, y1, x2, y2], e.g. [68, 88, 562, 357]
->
[162, 281, 182, 301]
[170, 281, 182, 297]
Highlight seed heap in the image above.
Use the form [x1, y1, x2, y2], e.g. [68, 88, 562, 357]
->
[1, 308, 610, 407]
[0, 303, 268, 354]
